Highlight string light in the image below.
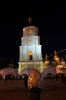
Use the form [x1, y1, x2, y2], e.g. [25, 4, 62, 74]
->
[48, 48, 66, 57]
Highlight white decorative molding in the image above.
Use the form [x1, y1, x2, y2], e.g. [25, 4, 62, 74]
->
[18, 25, 43, 73]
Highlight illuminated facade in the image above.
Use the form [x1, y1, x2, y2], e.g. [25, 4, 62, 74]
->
[18, 18, 43, 73]
[56, 58, 66, 68]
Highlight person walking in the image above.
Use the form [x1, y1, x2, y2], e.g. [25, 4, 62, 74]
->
[61, 74, 66, 84]
[24, 75, 28, 89]
[56, 74, 58, 82]
[28, 69, 44, 100]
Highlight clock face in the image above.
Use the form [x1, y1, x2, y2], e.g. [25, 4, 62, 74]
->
[28, 30, 32, 34]
[29, 40, 32, 42]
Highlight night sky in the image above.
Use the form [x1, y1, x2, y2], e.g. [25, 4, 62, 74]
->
[0, 1, 66, 66]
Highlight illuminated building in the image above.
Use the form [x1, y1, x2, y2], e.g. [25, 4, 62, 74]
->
[57, 58, 66, 68]
[61, 58, 65, 65]
[18, 17, 43, 73]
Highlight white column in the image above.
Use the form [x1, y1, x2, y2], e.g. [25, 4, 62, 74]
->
[19, 46, 23, 61]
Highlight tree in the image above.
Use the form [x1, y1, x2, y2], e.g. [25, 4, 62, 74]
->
[0, 57, 9, 70]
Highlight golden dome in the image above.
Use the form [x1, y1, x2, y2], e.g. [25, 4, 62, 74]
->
[53, 50, 60, 64]
[45, 54, 48, 61]
[9, 60, 14, 68]
[44, 53, 50, 65]
[61, 58, 65, 65]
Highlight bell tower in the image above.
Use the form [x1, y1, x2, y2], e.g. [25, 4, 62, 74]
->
[18, 16, 43, 73]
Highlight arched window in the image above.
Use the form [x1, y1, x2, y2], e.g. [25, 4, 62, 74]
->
[28, 50, 33, 60]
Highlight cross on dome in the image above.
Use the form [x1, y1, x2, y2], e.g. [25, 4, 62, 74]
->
[28, 13, 32, 24]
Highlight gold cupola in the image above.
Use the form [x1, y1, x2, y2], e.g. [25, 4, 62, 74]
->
[9, 58, 14, 68]
[61, 58, 65, 65]
[53, 50, 60, 64]
[44, 53, 50, 66]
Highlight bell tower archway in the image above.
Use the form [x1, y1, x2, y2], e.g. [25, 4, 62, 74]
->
[28, 50, 33, 60]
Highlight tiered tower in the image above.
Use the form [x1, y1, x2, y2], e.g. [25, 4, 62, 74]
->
[18, 17, 43, 73]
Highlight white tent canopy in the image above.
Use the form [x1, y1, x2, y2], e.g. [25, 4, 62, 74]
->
[0, 67, 18, 79]
[19, 67, 37, 76]
[42, 67, 64, 77]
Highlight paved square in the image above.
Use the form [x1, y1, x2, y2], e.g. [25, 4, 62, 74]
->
[0, 79, 66, 100]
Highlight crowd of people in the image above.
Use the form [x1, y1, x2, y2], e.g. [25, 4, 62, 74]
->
[0, 71, 66, 100]
[47, 73, 66, 84]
